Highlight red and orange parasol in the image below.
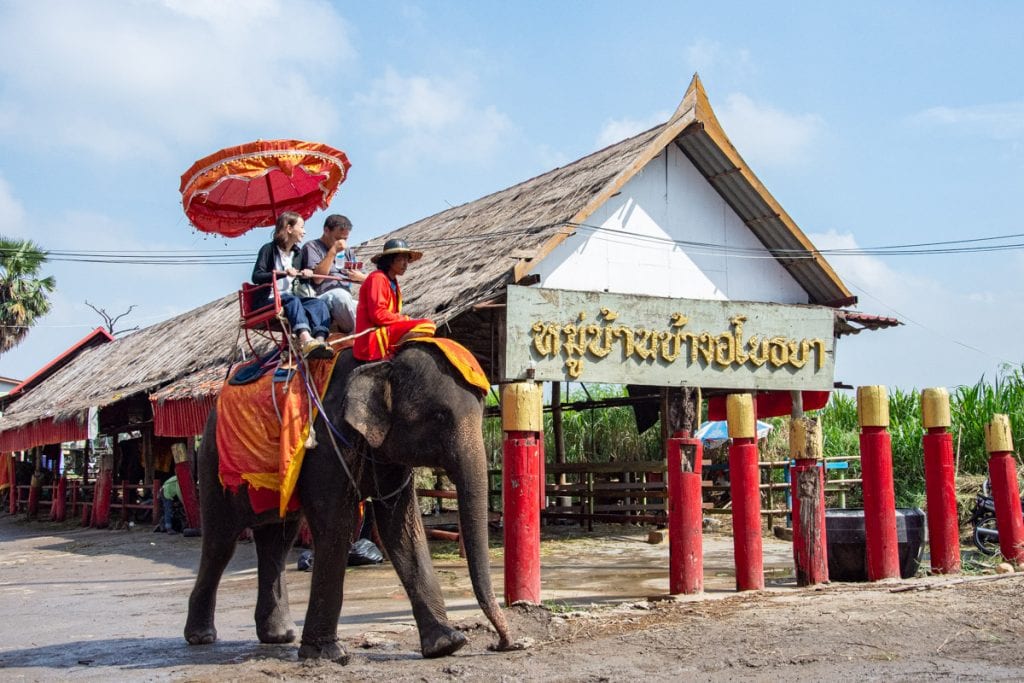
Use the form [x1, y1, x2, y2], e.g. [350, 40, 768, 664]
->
[179, 139, 351, 238]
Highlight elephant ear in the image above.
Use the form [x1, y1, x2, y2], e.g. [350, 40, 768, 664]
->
[343, 361, 393, 448]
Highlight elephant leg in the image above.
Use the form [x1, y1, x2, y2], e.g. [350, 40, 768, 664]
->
[373, 487, 467, 659]
[253, 521, 300, 644]
[297, 503, 356, 663]
[185, 524, 239, 645]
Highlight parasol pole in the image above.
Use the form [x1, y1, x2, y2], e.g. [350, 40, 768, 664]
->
[265, 173, 278, 219]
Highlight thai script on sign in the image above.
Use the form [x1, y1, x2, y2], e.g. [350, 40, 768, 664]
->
[529, 308, 827, 379]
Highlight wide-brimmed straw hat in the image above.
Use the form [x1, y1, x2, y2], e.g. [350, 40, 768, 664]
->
[370, 238, 423, 264]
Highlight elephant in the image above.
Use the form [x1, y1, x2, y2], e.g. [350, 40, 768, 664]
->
[184, 343, 512, 662]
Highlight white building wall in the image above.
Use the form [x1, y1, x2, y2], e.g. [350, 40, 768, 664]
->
[533, 144, 809, 304]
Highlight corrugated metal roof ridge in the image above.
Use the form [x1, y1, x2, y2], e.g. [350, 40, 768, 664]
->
[674, 76, 851, 304]
[675, 127, 847, 304]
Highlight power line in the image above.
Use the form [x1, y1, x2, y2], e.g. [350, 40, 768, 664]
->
[2, 224, 1024, 266]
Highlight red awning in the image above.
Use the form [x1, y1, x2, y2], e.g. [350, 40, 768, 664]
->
[151, 395, 217, 438]
[707, 390, 831, 421]
[0, 416, 88, 452]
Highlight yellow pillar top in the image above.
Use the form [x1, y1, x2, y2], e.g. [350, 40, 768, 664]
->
[726, 393, 756, 439]
[501, 382, 543, 432]
[857, 385, 890, 428]
[790, 416, 823, 460]
[985, 414, 1014, 454]
[921, 388, 951, 429]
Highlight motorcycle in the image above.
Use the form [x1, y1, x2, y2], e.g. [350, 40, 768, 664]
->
[969, 478, 1024, 556]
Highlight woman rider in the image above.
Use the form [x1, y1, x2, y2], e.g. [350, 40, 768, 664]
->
[252, 212, 333, 360]
[353, 238, 435, 362]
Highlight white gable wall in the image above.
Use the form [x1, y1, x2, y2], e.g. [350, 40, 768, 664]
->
[533, 144, 810, 304]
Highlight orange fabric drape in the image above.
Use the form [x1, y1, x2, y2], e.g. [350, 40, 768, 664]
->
[216, 356, 338, 516]
[408, 337, 490, 396]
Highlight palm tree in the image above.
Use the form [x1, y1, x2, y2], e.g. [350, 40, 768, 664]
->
[0, 237, 56, 354]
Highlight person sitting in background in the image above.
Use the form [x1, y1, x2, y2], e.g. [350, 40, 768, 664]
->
[353, 238, 435, 362]
[155, 475, 181, 534]
[252, 212, 333, 360]
[300, 214, 366, 333]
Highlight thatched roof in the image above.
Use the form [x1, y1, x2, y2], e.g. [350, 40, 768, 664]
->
[0, 294, 241, 431]
[353, 74, 853, 328]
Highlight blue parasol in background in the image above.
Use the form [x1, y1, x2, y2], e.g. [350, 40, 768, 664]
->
[694, 419, 773, 444]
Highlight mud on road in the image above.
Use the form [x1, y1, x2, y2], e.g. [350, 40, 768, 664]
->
[1, 515, 1023, 681]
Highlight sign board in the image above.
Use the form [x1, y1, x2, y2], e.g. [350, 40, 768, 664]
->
[504, 286, 835, 390]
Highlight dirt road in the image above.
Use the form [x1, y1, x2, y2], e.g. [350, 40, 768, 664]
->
[1, 515, 1022, 681]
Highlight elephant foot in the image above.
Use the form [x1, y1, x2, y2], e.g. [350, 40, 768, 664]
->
[421, 626, 467, 659]
[184, 625, 217, 645]
[298, 637, 350, 665]
[258, 626, 296, 644]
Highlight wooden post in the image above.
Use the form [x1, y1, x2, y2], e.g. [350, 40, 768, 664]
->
[142, 427, 155, 487]
[551, 382, 566, 470]
[790, 409, 828, 586]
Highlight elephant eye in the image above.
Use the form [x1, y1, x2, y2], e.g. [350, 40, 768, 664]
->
[432, 409, 449, 424]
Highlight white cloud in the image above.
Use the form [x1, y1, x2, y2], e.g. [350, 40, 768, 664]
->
[716, 93, 824, 168]
[0, 0, 354, 161]
[596, 111, 670, 148]
[810, 230, 1024, 389]
[910, 102, 1024, 141]
[356, 68, 514, 169]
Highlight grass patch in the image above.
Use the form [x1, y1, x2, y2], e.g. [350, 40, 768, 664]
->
[542, 599, 576, 614]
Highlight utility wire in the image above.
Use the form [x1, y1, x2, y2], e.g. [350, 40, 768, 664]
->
[3, 224, 1024, 265]
[841, 276, 1014, 366]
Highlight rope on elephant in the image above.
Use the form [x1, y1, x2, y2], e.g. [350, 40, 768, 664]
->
[300, 360, 364, 501]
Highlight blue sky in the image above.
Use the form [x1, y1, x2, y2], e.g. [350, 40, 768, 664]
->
[0, 1, 1021, 391]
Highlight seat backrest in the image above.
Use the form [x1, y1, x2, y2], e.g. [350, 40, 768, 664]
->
[239, 280, 281, 329]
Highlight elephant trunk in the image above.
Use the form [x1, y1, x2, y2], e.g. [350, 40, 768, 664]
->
[453, 443, 512, 650]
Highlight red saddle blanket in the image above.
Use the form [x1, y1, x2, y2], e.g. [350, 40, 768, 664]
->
[216, 356, 338, 516]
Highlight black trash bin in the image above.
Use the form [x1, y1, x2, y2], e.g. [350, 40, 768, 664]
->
[825, 508, 925, 581]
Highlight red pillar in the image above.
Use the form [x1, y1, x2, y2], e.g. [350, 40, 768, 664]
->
[858, 386, 900, 581]
[922, 387, 959, 574]
[27, 473, 41, 518]
[727, 394, 763, 591]
[502, 382, 543, 605]
[51, 476, 68, 522]
[175, 460, 201, 530]
[92, 468, 113, 528]
[667, 435, 703, 594]
[985, 415, 1024, 564]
